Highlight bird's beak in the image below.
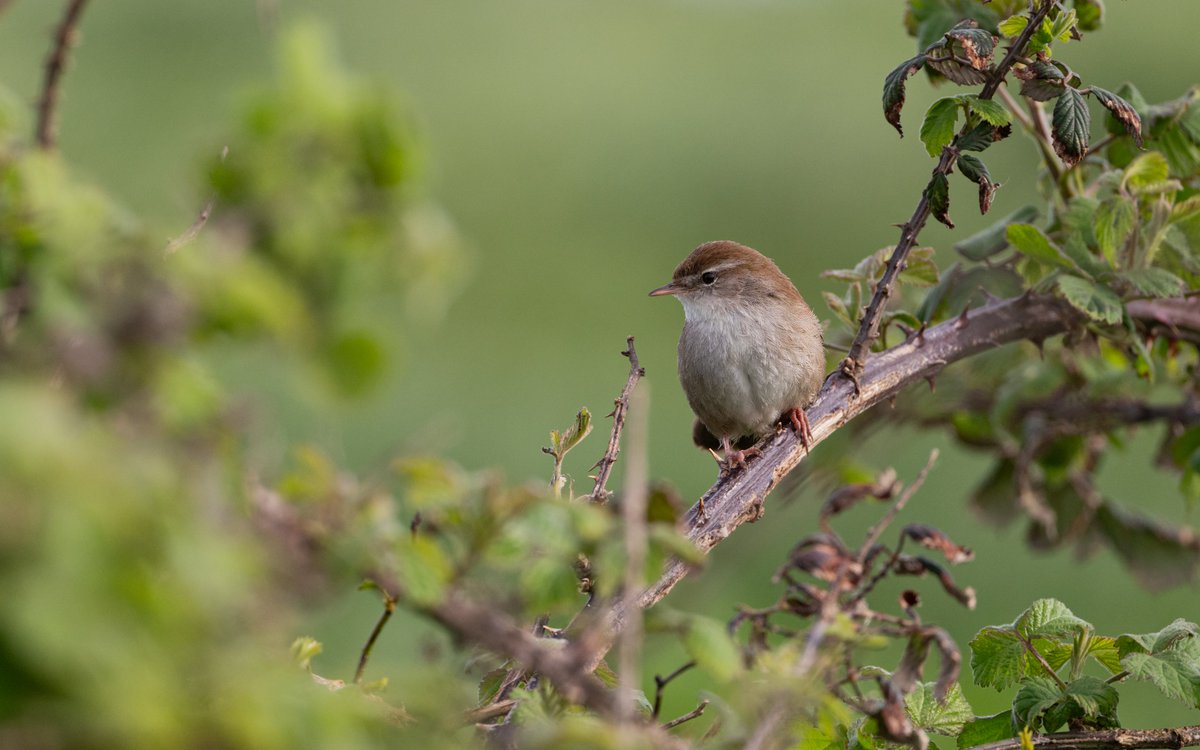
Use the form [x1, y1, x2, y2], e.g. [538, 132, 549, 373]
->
[649, 281, 682, 297]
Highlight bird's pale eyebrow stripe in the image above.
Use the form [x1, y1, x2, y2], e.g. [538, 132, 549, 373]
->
[702, 260, 745, 275]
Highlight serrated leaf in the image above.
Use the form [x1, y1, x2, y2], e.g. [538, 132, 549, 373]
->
[955, 205, 1039, 261]
[969, 626, 1025, 689]
[1158, 125, 1200, 177]
[478, 667, 509, 702]
[922, 97, 961, 157]
[1063, 676, 1119, 719]
[957, 712, 1014, 748]
[1118, 619, 1200, 656]
[1120, 650, 1200, 708]
[1006, 224, 1075, 270]
[1118, 268, 1184, 298]
[884, 55, 926, 136]
[1057, 275, 1123, 324]
[1090, 86, 1143, 147]
[1012, 677, 1062, 730]
[964, 96, 1012, 127]
[1087, 636, 1123, 673]
[998, 15, 1028, 38]
[927, 172, 954, 228]
[683, 616, 742, 682]
[1122, 151, 1170, 191]
[395, 535, 452, 606]
[1053, 88, 1091, 167]
[1050, 9, 1078, 41]
[906, 681, 974, 736]
[925, 55, 990, 85]
[1017, 61, 1065, 102]
[1017, 598, 1092, 640]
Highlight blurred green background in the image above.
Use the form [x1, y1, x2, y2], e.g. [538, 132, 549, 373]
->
[1, 0, 1196, 731]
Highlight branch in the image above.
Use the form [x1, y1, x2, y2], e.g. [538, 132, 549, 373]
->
[840, 0, 1056, 377]
[638, 292, 1083, 612]
[428, 589, 618, 716]
[354, 590, 396, 684]
[589, 336, 645, 503]
[36, 0, 91, 150]
[166, 145, 228, 254]
[965, 725, 1200, 750]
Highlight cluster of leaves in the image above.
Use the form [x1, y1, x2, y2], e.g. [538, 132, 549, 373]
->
[823, 0, 1200, 588]
[0, 22, 466, 749]
[961, 599, 1200, 743]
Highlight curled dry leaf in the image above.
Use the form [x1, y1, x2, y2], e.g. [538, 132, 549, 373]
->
[901, 523, 975, 563]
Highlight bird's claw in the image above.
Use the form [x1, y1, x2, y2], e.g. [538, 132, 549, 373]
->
[786, 407, 813, 453]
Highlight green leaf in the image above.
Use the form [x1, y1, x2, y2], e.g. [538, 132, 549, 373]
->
[1118, 619, 1200, 656]
[1120, 650, 1200, 708]
[395, 535, 452, 606]
[1062, 676, 1119, 721]
[1118, 268, 1184, 298]
[927, 172, 954, 228]
[1090, 86, 1144, 147]
[683, 616, 742, 682]
[921, 97, 961, 157]
[1094, 197, 1136, 263]
[1057, 275, 1123, 324]
[955, 205, 1039, 261]
[957, 712, 1014, 748]
[324, 330, 386, 397]
[290, 636, 323, 670]
[969, 626, 1025, 690]
[958, 120, 1010, 153]
[1087, 636, 1124, 674]
[552, 407, 592, 456]
[1049, 9, 1078, 41]
[1017, 598, 1092, 640]
[478, 667, 509, 702]
[964, 95, 1012, 127]
[1011, 677, 1062, 730]
[884, 55, 926, 136]
[906, 681, 974, 736]
[1074, 0, 1104, 31]
[1006, 224, 1075, 270]
[1053, 87, 1091, 167]
[998, 15, 1028, 38]
[1122, 151, 1170, 192]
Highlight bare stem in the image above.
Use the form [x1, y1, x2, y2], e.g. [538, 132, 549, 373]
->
[617, 386, 649, 723]
[166, 146, 228, 253]
[36, 0, 91, 149]
[589, 336, 645, 503]
[354, 590, 397, 684]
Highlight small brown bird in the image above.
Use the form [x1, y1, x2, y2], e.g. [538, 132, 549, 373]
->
[650, 240, 825, 471]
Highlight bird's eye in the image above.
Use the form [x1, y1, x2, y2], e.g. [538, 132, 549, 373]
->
[701, 271, 717, 285]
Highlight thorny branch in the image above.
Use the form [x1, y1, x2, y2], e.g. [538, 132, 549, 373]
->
[840, 0, 1056, 379]
[966, 725, 1200, 750]
[36, 0, 91, 150]
[590, 336, 645, 503]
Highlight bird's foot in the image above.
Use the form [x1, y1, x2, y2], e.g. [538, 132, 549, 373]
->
[718, 446, 761, 474]
[785, 407, 813, 453]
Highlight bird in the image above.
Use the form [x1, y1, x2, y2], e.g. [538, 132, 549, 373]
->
[650, 240, 825, 472]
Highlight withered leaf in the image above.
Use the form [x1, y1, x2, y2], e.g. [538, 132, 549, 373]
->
[1089, 85, 1144, 148]
[1052, 87, 1091, 167]
[946, 23, 997, 70]
[1016, 60, 1066, 102]
[884, 55, 927, 136]
[926, 172, 954, 229]
[902, 523, 975, 563]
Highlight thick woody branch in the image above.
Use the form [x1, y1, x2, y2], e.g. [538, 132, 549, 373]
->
[966, 725, 1200, 750]
[841, 0, 1056, 376]
[638, 292, 1085, 611]
[36, 0, 91, 150]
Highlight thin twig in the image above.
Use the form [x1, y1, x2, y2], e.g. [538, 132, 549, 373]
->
[856, 450, 939, 565]
[589, 336, 645, 503]
[36, 0, 91, 149]
[662, 700, 710, 731]
[166, 146, 228, 254]
[839, 0, 1056, 379]
[354, 590, 397, 684]
[964, 724, 1200, 750]
[1017, 631, 1069, 690]
[652, 661, 697, 718]
[617, 386, 649, 723]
